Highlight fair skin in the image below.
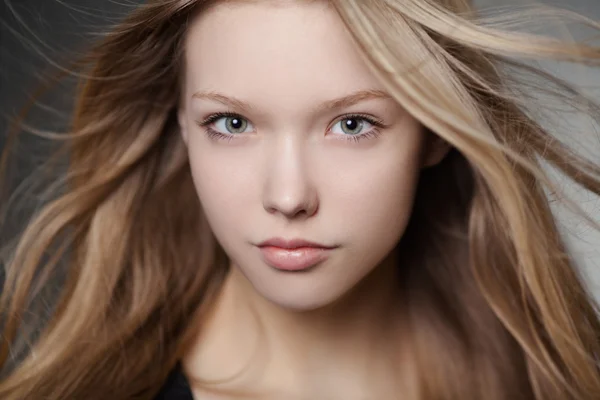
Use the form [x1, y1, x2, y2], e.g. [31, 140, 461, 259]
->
[177, 1, 448, 399]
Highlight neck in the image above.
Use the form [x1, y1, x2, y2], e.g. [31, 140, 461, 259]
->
[183, 255, 404, 399]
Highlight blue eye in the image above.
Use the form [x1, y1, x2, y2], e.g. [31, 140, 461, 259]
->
[198, 112, 385, 143]
[331, 117, 373, 136]
[212, 115, 253, 134]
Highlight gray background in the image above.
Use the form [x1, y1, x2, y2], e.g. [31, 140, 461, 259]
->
[473, 0, 600, 298]
[0, 0, 599, 297]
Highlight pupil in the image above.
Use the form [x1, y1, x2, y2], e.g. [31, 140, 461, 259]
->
[344, 118, 360, 133]
[226, 117, 246, 132]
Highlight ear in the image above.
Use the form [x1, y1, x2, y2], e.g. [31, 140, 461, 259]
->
[178, 108, 189, 145]
[421, 129, 451, 168]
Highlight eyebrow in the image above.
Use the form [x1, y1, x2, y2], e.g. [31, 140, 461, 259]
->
[191, 89, 393, 114]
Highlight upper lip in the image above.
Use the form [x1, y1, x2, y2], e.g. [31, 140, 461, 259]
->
[257, 237, 336, 249]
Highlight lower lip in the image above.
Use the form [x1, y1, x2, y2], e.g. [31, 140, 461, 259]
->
[258, 246, 331, 271]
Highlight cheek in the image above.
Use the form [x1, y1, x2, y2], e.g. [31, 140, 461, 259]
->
[186, 140, 257, 238]
[334, 155, 420, 238]
[325, 132, 424, 253]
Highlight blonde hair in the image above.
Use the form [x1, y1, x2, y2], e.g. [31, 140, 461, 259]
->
[1, 0, 600, 398]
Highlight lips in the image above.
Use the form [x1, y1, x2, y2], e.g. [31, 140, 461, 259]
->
[257, 238, 336, 271]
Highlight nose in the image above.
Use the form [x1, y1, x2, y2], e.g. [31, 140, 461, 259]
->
[262, 136, 318, 220]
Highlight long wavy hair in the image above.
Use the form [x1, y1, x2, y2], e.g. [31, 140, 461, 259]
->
[1, 0, 600, 398]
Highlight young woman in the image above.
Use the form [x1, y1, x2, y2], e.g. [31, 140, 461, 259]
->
[1, 0, 600, 399]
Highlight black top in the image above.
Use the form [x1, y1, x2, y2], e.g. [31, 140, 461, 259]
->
[154, 364, 194, 400]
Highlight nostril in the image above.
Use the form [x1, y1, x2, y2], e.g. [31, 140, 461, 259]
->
[263, 195, 319, 219]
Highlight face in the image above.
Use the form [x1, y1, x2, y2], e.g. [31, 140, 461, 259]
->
[178, 1, 445, 310]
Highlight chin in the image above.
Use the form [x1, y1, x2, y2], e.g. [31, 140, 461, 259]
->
[263, 290, 344, 312]
[228, 250, 375, 312]
[248, 270, 352, 312]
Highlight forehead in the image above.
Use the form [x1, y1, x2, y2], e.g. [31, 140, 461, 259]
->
[182, 1, 385, 104]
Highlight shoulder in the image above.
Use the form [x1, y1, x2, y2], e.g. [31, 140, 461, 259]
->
[153, 363, 194, 400]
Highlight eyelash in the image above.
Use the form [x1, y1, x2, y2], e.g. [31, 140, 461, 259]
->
[197, 112, 385, 143]
[198, 112, 241, 142]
